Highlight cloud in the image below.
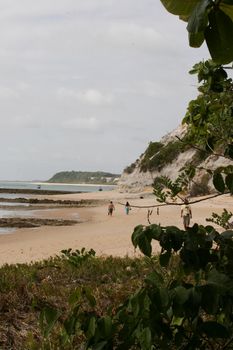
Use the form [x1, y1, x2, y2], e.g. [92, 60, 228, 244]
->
[0, 86, 19, 99]
[61, 117, 99, 130]
[115, 80, 166, 98]
[57, 88, 114, 106]
[107, 23, 163, 50]
[0, 0, 212, 180]
[0, 0, 118, 20]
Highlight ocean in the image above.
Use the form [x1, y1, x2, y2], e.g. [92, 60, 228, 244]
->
[0, 181, 116, 193]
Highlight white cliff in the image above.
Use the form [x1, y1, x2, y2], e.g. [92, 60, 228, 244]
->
[118, 125, 233, 194]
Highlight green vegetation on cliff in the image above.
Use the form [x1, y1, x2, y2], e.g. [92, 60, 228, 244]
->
[140, 140, 189, 172]
[48, 171, 120, 184]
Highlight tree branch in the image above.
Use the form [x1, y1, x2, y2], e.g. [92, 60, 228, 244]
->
[175, 136, 233, 161]
[118, 192, 229, 209]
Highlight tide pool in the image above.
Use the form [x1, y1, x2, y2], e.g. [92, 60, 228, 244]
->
[0, 227, 16, 235]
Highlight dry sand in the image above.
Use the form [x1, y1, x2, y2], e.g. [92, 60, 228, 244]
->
[0, 189, 232, 265]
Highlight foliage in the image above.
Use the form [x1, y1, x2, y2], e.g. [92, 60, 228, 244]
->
[153, 176, 183, 203]
[206, 208, 233, 229]
[140, 140, 187, 172]
[48, 171, 120, 184]
[129, 222, 233, 349]
[61, 248, 96, 267]
[143, 141, 164, 160]
[183, 60, 233, 155]
[37, 223, 233, 349]
[0, 253, 150, 349]
[153, 166, 233, 205]
[153, 164, 197, 202]
[160, 0, 233, 64]
[124, 161, 137, 174]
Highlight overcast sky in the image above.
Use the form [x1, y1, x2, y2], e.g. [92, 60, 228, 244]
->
[0, 0, 210, 181]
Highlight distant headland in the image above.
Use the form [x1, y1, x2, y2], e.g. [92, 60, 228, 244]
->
[47, 171, 120, 185]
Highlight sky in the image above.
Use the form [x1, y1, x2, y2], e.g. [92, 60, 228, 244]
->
[0, 0, 210, 181]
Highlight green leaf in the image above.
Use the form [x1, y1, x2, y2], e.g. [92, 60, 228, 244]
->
[173, 286, 190, 305]
[226, 174, 233, 194]
[102, 316, 112, 338]
[200, 284, 220, 314]
[159, 287, 170, 309]
[131, 225, 144, 248]
[221, 230, 233, 239]
[40, 307, 61, 338]
[172, 316, 184, 326]
[189, 31, 205, 47]
[220, 2, 233, 21]
[208, 269, 231, 288]
[64, 315, 77, 337]
[160, 0, 199, 16]
[87, 317, 96, 338]
[148, 224, 162, 240]
[131, 225, 153, 256]
[83, 286, 96, 307]
[92, 341, 108, 350]
[187, 0, 211, 34]
[69, 288, 81, 306]
[200, 321, 230, 338]
[205, 8, 233, 64]
[139, 327, 152, 349]
[140, 236, 152, 257]
[145, 270, 164, 286]
[213, 172, 225, 193]
[159, 250, 171, 267]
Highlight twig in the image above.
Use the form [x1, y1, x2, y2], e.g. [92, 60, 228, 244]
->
[147, 209, 153, 224]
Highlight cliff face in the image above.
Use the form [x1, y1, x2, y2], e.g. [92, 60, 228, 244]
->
[118, 125, 233, 194]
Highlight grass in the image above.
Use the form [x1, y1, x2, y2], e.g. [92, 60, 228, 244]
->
[0, 252, 154, 349]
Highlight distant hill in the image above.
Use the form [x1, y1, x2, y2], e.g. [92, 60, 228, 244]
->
[48, 171, 120, 185]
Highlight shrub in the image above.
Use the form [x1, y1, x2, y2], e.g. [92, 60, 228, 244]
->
[124, 162, 137, 174]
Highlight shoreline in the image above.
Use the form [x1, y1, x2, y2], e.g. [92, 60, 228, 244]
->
[0, 189, 231, 266]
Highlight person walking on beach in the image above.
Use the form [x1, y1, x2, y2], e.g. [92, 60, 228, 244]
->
[181, 198, 192, 230]
[108, 201, 115, 216]
[125, 201, 131, 215]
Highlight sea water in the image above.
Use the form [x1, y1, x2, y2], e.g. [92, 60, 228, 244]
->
[0, 181, 116, 193]
[0, 227, 16, 234]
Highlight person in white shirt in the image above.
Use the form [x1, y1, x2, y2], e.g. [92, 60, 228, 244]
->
[181, 198, 192, 230]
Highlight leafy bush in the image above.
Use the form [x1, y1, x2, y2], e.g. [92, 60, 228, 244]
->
[124, 161, 137, 174]
[61, 247, 96, 267]
[206, 209, 233, 229]
[0, 253, 150, 349]
[35, 223, 233, 349]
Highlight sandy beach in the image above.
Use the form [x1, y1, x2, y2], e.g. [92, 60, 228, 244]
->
[0, 189, 232, 265]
